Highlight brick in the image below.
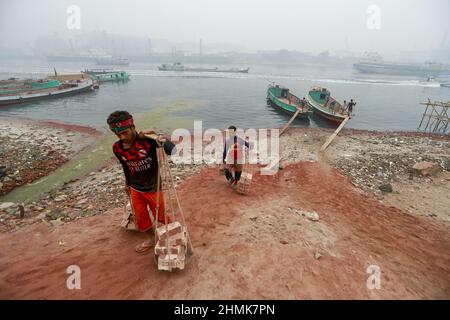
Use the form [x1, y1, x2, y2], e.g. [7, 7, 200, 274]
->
[155, 243, 186, 255]
[411, 161, 441, 177]
[158, 253, 186, 271]
[158, 230, 187, 245]
[156, 221, 183, 239]
[237, 172, 252, 194]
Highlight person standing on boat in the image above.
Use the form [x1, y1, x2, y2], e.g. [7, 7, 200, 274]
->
[107, 111, 176, 253]
[222, 126, 252, 189]
[348, 99, 356, 116]
[301, 97, 307, 111]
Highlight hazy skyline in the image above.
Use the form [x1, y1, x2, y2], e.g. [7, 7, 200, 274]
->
[1, 0, 449, 56]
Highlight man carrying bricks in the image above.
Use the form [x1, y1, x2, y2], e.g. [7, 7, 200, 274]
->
[222, 125, 252, 189]
[107, 110, 176, 253]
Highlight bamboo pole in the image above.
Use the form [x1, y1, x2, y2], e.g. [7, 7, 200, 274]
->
[319, 116, 350, 152]
[279, 108, 301, 136]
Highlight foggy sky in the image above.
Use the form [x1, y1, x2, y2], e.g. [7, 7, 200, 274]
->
[1, 0, 449, 55]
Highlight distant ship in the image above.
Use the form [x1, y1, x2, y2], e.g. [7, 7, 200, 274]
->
[83, 69, 130, 82]
[158, 62, 249, 73]
[354, 61, 450, 77]
[215, 67, 250, 73]
[158, 62, 185, 71]
[353, 52, 450, 77]
[158, 62, 217, 72]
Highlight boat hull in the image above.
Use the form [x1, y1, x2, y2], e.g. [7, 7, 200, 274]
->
[158, 64, 249, 73]
[0, 81, 96, 106]
[85, 71, 130, 82]
[309, 105, 346, 123]
[267, 86, 312, 119]
[158, 66, 185, 71]
[306, 93, 347, 124]
[215, 68, 250, 73]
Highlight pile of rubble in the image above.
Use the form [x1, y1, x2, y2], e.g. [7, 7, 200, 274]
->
[331, 134, 449, 194]
[0, 120, 93, 196]
[0, 135, 69, 196]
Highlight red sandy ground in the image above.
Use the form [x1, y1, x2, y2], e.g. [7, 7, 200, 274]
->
[0, 162, 449, 299]
[37, 120, 102, 136]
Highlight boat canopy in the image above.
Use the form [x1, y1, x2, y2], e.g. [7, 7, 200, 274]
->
[309, 87, 330, 104]
[30, 79, 60, 89]
[269, 84, 290, 98]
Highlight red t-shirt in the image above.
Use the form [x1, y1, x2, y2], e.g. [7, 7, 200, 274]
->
[113, 135, 175, 192]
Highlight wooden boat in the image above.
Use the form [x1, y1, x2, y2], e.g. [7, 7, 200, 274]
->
[306, 87, 348, 123]
[0, 78, 26, 87]
[0, 79, 60, 95]
[266, 84, 313, 118]
[0, 79, 97, 106]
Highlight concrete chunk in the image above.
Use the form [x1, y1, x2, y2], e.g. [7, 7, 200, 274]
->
[411, 161, 441, 177]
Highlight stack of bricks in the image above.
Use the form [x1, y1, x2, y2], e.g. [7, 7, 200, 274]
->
[236, 172, 252, 195]
[154, 221, 187, 271]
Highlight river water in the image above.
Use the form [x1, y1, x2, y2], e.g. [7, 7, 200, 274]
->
[1, 59, 449, 132]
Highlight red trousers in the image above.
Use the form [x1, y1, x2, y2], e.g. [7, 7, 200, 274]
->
[129, 188, 170, 232]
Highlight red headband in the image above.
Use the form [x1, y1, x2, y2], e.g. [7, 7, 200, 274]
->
[110, 118, 134, 132]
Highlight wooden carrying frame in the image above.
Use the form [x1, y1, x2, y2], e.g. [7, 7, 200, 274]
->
[236, 143, 253, 195]
[145, 133, 194, 272]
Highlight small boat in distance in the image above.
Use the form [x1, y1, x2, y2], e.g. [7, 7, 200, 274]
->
[83, 69, 130, 82]
[266, 84, 313, 119]
[158, 62, 186, 71]
[158, 62, 250, 73]
[306, 87, 348, 124]
[158, 62, 217, 72]
[185, 66, 219, 72]
[215, 67, 250, 73]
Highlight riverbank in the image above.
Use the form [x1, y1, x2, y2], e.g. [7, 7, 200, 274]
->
[279, 127, 450, 223]
[0, 122, 449, 232]
[0, 117, 100, 197]
[0, 120, 449, 299]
